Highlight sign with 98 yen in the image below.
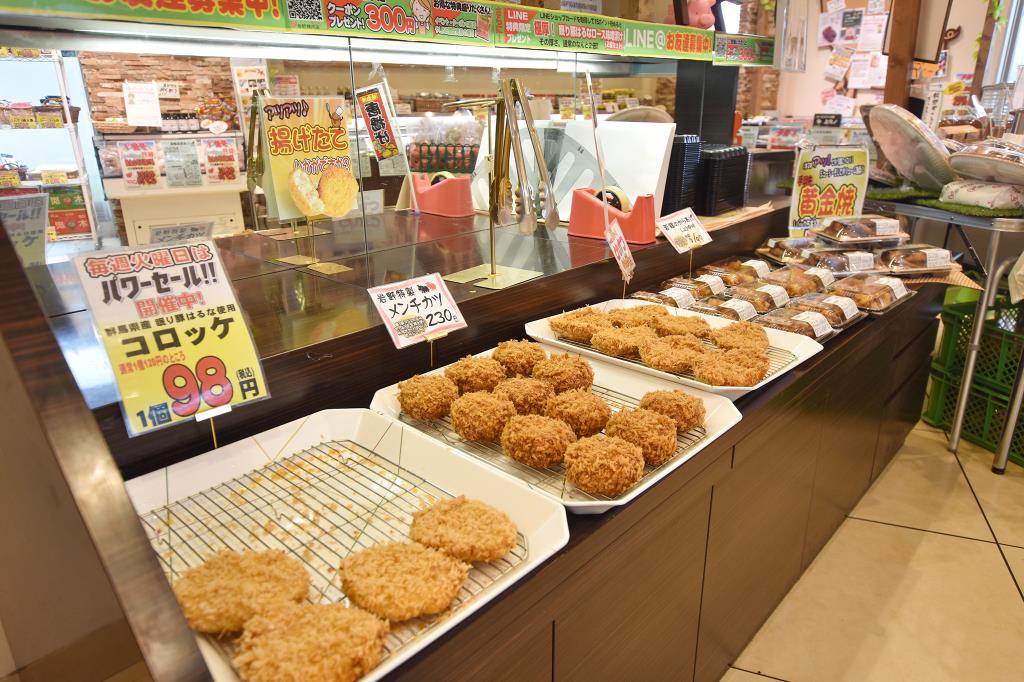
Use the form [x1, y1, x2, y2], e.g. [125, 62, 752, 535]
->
[73, 241, 268, 436]
[369, 273, 467, 349]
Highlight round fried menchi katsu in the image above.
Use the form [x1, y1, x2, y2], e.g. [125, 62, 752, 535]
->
[493, 377, 554, 415]
[608, 304, 669, 328]
[341, 542, 468, 622]
[444, 355, 506, 393]
[590, 326, 658, 357]
[545, 389, 611, 438]
[450, 392, 515, 441]
[532, 353, 594, 393]
[501, 414, 577, 468]
[709, 321, 770, 353]
[605, 408, 678, 466]
[692, 349, 770, 387]
[410, 496, 518, 562]
[493, 339, 547, 377]
[639, 390, 706, 433]
[654, 314, 712, 338]
[397, 375, 459, 420]
[173, 549, 309, 634]
[564, 435, 645, 496]
[548, 307, 613, 343]
[638, 334, 705, 373]
[234, 603, 388, 682]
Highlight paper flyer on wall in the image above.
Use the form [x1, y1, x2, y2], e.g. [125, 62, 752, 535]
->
[857, 13, 887, 52]
[824, 47, 853, 82]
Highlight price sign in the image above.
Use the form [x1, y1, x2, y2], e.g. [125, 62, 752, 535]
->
[657, 208, 712, 254]
[148, 222, 214, 244]
[369, 273, 467, 349]
[40, 170, 69, 185]
[0, 193, 48, 268]
[605, 219, 636, 283]
[73, 241, 268, 436]
[0, 170, 21, 188]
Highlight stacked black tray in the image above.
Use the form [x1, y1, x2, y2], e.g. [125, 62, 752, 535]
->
[695, 145, 750, 216]
[661, 134, 702, 215]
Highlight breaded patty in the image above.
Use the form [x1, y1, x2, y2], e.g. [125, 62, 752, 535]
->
[590, 326, 658, 357]
[608, 304, 668, 328]
[549, 307, 613, 343]
[492, 377, 554, 415]
[638, 334, 706, 373]
[500, 414, 577, 468]
[341, 543, 467, 622]
[654, 314, 712, 338]
[692, 349, 770, 386]
[174, 549, 309, 634]
[234, 603, 388, 682]
[605, 408, 678, 465]
[564, 435, 645, 496]
[709, 321, 770, 353]
[493, 340, 547, 377]
[532, 353, 594, 393]
[450, 392, 516, 441]
[445, 356, 506, 393]
[639, 390, 706, 433]
[410, 496, 518, 562]
[397, 375, 459, 420]
[545, 389, 611, 437]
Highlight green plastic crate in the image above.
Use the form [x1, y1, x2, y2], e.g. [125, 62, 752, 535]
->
[922, 368, 1024, 468]
[932, 300, 1024, 395]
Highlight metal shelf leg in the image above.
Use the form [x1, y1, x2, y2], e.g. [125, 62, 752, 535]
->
[994, 346, 1024, 474]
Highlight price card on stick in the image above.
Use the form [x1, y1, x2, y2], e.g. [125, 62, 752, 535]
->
[73, 241, 268, 436]
[605, 220, 636, 283]
[657, 208, 712, 254]
[369, 273, 467, 349]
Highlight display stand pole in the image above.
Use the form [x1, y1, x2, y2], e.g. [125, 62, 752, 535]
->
[209, 417, 218, 450]
[622, 280, 627, 299]
[425, 331, 447, 369]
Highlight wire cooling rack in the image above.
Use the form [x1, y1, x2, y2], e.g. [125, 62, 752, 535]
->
[400, 384, 707, 502]
[139, 439, 528, 665]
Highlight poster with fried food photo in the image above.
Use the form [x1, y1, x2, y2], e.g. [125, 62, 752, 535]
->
[259, 96, 358, 221]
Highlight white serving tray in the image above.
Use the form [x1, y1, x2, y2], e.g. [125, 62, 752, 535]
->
[525, 298, 823, 400]
[126, 408, 568, 682]
[370, 348, 741, 514]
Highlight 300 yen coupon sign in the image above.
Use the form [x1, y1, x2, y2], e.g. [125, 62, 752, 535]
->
[369, 273, 467, 349]
[73, 241, 268, 437]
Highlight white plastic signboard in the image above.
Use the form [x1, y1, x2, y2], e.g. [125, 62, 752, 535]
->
[0, 193, 47, 268]
[657, 208, 712, 254]
[369, 273, 467, 349]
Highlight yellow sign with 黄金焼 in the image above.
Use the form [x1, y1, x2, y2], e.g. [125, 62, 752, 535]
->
[789, 145, 869, 229]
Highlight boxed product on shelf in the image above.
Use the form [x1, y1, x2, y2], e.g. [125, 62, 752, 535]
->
[630, 288, 695, 308]
[762, 263, 834, 296]
[812, 214, 905, 242]
[787, 292, 864, 327]
[877, 243, 953, 274]
[47, 185, 85, 210]
[662, 275, 721, 299]
[755, 307, 834, 342]
[727, 279, 791, 313]
[802, 247, 882, 274]
[696, 256, 772, 286]
[758, 236, 816, 264]
[829, 274, 913, 312]
[48, 207, 90, 238]
[691, 297, 759, 320]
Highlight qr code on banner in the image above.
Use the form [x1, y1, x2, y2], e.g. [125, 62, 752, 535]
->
[286, 0, 324, 22]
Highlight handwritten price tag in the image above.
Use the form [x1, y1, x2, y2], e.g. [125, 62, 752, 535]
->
[605, 220, 636, 283]
[369, 273, 467, 349]
[657, 208, 712, 254]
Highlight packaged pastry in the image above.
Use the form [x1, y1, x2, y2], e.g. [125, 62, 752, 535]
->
[661, 276, 720, 299]
[761, 264, 834, 296]
[696, 257, 771, 286]
[690, 297, 758, 321]
[830, 274, 911, 311]
[877, 243, 952, 273]
[755, 308, 833, 341]
[787, 292, 861, 327]
[726, 280, 790, 313]
[816, 215, 903, 241]
[630, 286, 695, 308]
[762, 236, 815, 264]
[802, 247, 881, 274]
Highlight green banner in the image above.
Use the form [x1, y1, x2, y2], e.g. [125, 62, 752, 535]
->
[622, 20, 712, 60]
[712, 33, 775, 66]
[0, 0, 288, 30]
[493, 3, 624, 54]
[307, 0, 493, 46]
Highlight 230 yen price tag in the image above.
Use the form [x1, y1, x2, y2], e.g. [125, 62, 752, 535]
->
[73, 240, 268, 437]
[656, 208, 712, 254]
[369, 273, 467, 349]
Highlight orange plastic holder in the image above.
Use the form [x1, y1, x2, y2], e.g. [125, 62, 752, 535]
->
[406, 173, 474, 217]
[567, 188, 657, 245]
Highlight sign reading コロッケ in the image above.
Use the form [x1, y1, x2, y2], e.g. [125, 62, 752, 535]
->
[368, 273, 467, 348]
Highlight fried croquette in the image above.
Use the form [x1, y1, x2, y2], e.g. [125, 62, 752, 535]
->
[493, 340, 547, 377]
[397, 374, 459, 420]
[638, 334, 706, 373]
[318, 165, 360, 218]
[532, 353, 594, 393]
[492, 377, 554, 415]
[691, 349, 770, 386]
[545, 389, 611, 437]
[411, 496, 518, 561]
[608, 304, 669, 328]
[564, 435, 645, 496]
[450, 392, 515, 441]
[234, 603, 388, 682]
[654, 314, 712, 338]
[639, 390, 706, 433]
[500, 414, 577, 468]
[709, 321, 770, 353]
[605, 408, 678, 466]
[173, 550, 309, 634]
[548, 307, 613, 343]
[288, 168, 325, 216]
[590, 325, 658, 357]
[445, 355, 506, 393]
[341, 543, 468, 622]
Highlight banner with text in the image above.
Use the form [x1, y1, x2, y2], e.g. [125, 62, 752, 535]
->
[308, 0, 494, 46]
[495, 4, 624, 53]
[0, 0, 287, 29]
[713, 33, 775, 66]
[622, 20, 712, 60]
[789, 144, 869, 229]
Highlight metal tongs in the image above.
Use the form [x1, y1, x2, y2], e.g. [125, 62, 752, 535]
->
[510, 78, 560, 229]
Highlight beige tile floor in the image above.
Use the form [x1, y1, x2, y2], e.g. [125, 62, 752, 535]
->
[721, 422, 1024, 682]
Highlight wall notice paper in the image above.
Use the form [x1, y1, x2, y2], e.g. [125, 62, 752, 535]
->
[73, 241, 268, 436]
[857, 13, 887, 52]
[0, 193, 48, 268]
[823, 94, 857, 118]
[839, 9, 863, 46]
[163, 139, 203, 188]
[606, 219, 636, 283]
[656, 208, 712, 254]
[202, 138, 240, 183]
[826, 0, 845, 12]
[824, 47, 853, 82]
[117, 141, 160, 189]
[789, 145, 869, 228]
[818, 10, 841, 47]
[847, 53, 873, 89]
[122, 82, 162, 128]
[368, 273, 467, 349]
[867, 0, 887, 13]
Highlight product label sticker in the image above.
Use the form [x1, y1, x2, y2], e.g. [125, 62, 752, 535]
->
[606, 219, 636, 283]
[876, 276, 909, 299]
[845, 251, 875, 271]
[656, 207, 712, 254]
[659, 287, 696, 309]
[720, 298, 757, 320]
[356, 83, 402, 161]
[793, 310, 832, 337]
[922, 248, 951, 268]
[203, 138, 240, 183]
[118, 141, 160, 189]
[757, 284, 790, 307]
[368, 273, 467, 349]
[800, 248, 813, 259]
[873, 217, 899, 235]
[805, 266, 836, 287]
[824, 294, 859, 319]
[743, 259, 771, 278]
[696, 274, 726, 295]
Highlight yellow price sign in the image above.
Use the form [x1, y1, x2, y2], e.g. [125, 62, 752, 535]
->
[943, 81, 966, 95]
[40, 170, 68, 185]
[0, 170, 21, 187]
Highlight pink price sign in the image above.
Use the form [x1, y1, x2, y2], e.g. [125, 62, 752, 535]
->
[368, 273, 467, 348]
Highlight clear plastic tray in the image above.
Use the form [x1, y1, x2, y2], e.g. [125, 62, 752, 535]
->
[728, 279, 792, 313]
[801, 247, 884, 274]
[761, 264, 834, 296]
[814, 214, 904, 241]
[696, 256, 773, 286]
[754, 307, 835, 342]
[877, 243, 953, 274]
[756, 236, 816, 265]
[786, 292, 868, 329]
[661, 276, 718, 299]
[829, 274, 915, 312]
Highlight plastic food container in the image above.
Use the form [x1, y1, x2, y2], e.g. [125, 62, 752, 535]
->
[630, 286, 696, 308]
[696, 257, 772, 286]
[755, 308, 834, 341]
[727, 280, 791, 313]
[761, 237, 815, 264]
[661, 276, 719, 299]
[816, 215, 903, 241]
[762, 264, 834, 296]
[802, 247, 881, 274]
[830, 274, 911, 312]
[690, 297, 758, 321]
[787, 292, 861, 327]
[877, 243, 952, 273]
